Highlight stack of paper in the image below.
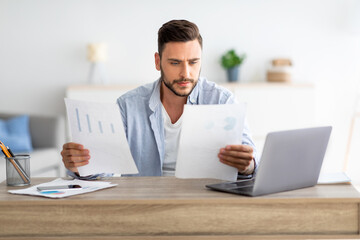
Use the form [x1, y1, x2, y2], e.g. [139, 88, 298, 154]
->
[8, 178, 117, 198]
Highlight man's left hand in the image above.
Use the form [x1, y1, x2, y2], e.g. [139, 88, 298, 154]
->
[218, 145, 255, 175]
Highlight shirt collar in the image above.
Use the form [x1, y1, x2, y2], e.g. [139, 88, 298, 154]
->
[187, 77, 201, 104]
[149, 78, 162, 112]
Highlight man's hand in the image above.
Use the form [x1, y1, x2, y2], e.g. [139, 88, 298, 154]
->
[218, 145, 255, 175]
[61, 142, 90, 174]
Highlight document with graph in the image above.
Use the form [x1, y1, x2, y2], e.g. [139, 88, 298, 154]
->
[175, 104, 246, 182]
[64, 98, 138, 176]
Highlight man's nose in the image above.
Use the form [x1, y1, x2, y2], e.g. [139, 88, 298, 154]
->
[180, 63, 191, 79]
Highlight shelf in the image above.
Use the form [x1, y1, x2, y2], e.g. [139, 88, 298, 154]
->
[67, 81, 314, 91]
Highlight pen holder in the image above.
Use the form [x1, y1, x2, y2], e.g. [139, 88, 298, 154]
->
[5, 154, 31, 186]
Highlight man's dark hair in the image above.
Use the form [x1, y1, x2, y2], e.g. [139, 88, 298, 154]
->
[158, 19, 203, 58]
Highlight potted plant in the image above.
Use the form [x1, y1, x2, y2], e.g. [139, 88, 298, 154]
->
[221, 49, 246, 82]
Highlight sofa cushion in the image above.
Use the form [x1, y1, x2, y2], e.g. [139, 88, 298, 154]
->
[0, 115, 33, 153]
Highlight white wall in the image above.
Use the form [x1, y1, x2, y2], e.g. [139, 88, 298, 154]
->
[1, 0, 360, 179]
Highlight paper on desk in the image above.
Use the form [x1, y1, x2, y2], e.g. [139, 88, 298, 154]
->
[317, 172, 351, 184]
[175, 104, 246, 181]
[65, 98, 138, 176]
[8, 178, 117, 198]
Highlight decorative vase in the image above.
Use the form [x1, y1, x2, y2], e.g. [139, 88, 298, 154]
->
[227, 66, 239, 82]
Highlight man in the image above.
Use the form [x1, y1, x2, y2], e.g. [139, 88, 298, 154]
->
[62, 20, 258, 179]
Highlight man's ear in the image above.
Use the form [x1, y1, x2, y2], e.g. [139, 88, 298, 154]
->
[155, 52, 161, 71]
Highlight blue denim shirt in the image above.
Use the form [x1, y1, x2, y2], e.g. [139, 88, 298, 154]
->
[68, 77, 258, 179]
[118, 77, 258, 177]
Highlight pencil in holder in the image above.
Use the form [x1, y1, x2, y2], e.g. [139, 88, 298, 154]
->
[5, 154, 31, 186]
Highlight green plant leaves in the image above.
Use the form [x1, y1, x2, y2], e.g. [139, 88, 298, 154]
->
[221, 49, 246, 69]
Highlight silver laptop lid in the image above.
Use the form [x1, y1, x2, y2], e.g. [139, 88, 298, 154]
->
[252, 126, 332, 196]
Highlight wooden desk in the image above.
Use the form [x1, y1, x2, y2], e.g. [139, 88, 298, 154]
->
[0, 177, 359, 239]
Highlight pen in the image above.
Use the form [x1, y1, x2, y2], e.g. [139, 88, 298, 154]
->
[0, 140, 30, 184]
[37, 185, 82, 191]
[7, 147, 14, 157]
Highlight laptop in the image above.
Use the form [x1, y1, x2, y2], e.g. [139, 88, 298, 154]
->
[206, 126, 332, 197]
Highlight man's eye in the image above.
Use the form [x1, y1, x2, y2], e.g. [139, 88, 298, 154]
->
[170, 62, 179, 65]
[190, 61, 198, 65]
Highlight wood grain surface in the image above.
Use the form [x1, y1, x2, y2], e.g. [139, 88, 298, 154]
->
[0, 177, 359, 239]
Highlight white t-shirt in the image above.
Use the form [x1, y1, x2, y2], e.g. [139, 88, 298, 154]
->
[161, 104, 183, 176]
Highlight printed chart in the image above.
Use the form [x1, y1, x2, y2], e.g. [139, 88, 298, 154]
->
[65, 98, 138, 176]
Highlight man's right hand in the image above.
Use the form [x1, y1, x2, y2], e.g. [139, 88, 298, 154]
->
[61, 142, 90, 174]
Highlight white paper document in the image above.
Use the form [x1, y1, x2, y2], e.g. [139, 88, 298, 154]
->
[317, 172, 351, 184]
[65, 98, 138, 176]
[175, 104, 246, 181]
[8, 178, 117, 198]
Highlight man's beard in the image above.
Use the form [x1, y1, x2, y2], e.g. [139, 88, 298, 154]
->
[160, 68, 199, 97]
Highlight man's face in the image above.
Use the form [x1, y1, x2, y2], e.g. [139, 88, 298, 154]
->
[155, 40, 202, 97]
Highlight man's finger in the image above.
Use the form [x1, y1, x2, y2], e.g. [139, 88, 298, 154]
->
[63, 142, 84, 150]
[218, 154, 250, 166]
[225, 145, 253, 153]
[219, 150, 253, 160]
[62, 149, 89, 157]
[66, 160, 89, 168]
[65, 156, 90, 163]
[220, 158, 247, 172]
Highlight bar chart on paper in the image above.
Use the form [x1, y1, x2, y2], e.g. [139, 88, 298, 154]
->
[75, 108, 116, 135]
[64, 98, 138, 176]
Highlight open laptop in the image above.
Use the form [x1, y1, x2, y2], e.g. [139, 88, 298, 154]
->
[206, 126, 332, 197]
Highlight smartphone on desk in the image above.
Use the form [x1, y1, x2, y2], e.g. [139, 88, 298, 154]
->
[37, 185, 82, 191]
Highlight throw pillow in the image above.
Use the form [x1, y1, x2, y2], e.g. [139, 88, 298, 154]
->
[0, 115, 33, 153]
